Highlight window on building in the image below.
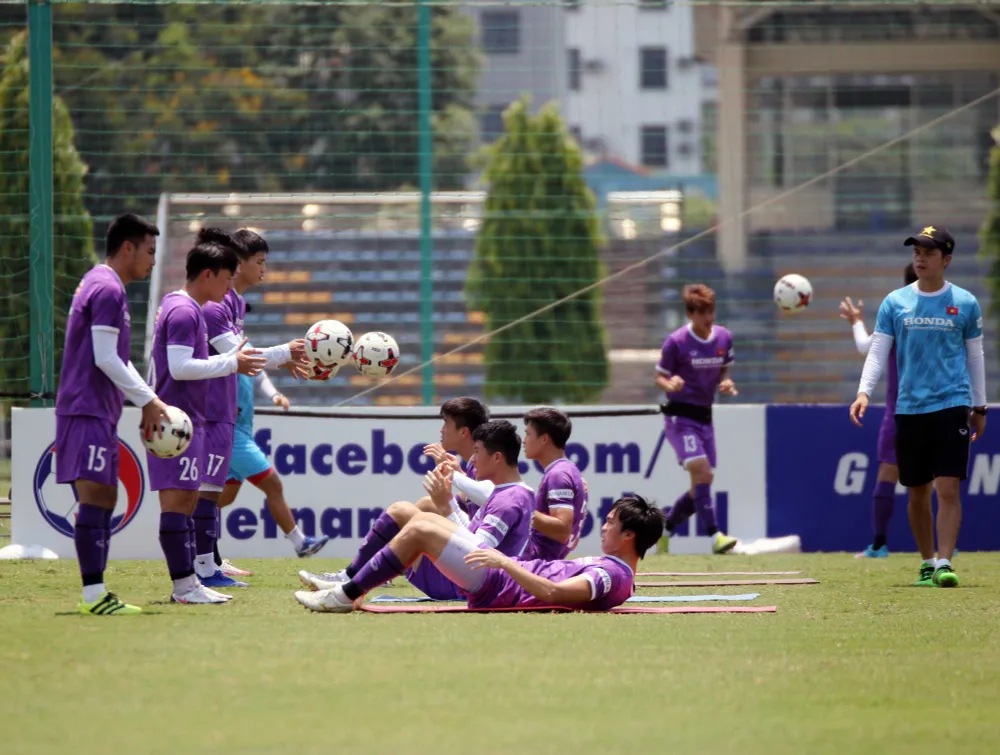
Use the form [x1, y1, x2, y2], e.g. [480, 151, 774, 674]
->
[641, 125, 669, 168]
[640, 47, 668, 90]
[481, 106, 506, 142]
[568, 48, 581, 91]
[481, 10, 520, 54]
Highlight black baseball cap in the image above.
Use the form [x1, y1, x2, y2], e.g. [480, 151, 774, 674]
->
[904, 225, 955, 254]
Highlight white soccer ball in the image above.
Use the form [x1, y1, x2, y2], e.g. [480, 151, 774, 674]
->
[774, 274, 813, 313]
[307, 363, 340, 382]
[304, 319, 354, 368]
[352, 331, 401, 378]
[143, 406, 194, 459]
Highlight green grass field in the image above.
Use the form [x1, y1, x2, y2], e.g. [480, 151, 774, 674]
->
[3, 553, 1000, 755]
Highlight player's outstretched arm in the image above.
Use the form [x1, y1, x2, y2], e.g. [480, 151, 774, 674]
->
[167, 338, 264, 381]
[464, 549, 594, 605]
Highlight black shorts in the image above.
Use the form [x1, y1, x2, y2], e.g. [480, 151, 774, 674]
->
[894, 406, 971, 487]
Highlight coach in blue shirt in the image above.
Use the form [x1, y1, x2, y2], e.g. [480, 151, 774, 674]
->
[849, 225, 987, 589]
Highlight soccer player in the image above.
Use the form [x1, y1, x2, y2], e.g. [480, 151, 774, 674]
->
[296, 419, 534, 598]
[297, 396, 490, 593]
[147, 240, 266, 604]
[293, 494, 664, 614]
[194, 228, 320, 588]
[521, 407, 588, 560]
[655, 283, 738, 554]
[839, 263, 918, 558]
[55, 214, 171, 616]
[850, 226, 987, 588]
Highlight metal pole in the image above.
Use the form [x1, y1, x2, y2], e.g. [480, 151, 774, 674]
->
[28, 0, 54, 407]
[417, 0, 435, 405]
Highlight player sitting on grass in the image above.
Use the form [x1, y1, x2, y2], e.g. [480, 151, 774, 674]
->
[839, 263, 918, 559]
[294, 494, 664, 614]
[297, 397, 490, 595]
[656, 283, 738, 554]
[297, 419, 533, 598]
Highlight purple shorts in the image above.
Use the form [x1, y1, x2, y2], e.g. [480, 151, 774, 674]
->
[147, 423, 205, 492]
[55, 415, 119, 486]
[878, 411, 896, 466]
[406, 557, 463, 600]
[663, 416, 717, 468]
[200, 421, 236, 490]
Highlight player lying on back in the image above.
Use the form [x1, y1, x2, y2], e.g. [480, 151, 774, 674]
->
[55, 214, 171, 616]
[297, 419, 534, 598]
[195, 229, 325, 581]
[146, 240, 266, 605]
[297, 397, 490, 595]
[294, 494, 664, 614]
[656, 283, 738, 554]
[839, 263, 917, 559]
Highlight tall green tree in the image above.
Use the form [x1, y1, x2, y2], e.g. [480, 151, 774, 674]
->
[0, 31, 95, 394]
[980, 125, 1000, 385]
[466, 99, 609, 403]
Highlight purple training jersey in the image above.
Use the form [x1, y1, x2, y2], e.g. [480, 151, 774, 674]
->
[203, 288, 245, 425]
[468, 482, 533, 556]
[524, 458, 588, 560]
[468, 555, 635, 611]
[656, 324, 735, 406]
[56, 265, 131, 423]
[148, 291, 210, 424]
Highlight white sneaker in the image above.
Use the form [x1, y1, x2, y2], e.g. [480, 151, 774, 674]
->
[294, 584, 357, 613]
[220, 559, 252, 577]
[298, 569, 348, 591]
[171, 583, 231, 604]
[201, 585, 234, 602]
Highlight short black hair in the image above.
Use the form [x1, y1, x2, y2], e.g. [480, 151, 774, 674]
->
[524, 407, 572, 449]
[904, 263, 917, 286]
[185, 241, 239, 282]
[441, 397, 489, 432]
[106, 213, 159, 257]
[197, 227, 249, 259]
[611, 495, 665, 559]
[472, 419, 521, 467]
[233, 229, 269, 257]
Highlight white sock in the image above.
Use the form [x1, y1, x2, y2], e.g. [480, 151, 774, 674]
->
[194, 554, 217, 579]
[921, 558, 937, 568]
[286, 526, 306, 550]
[173, 574, 198, 595]
[82, 583, 106, 603]
[937, 558, 951, 569]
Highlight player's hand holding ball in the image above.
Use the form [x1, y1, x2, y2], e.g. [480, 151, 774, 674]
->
[140, 397, 171, 440]
[850, 393, 870, 427]
[465, 548, 510, 571]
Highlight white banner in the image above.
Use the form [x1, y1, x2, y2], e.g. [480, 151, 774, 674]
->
[12, 406, 767, 559]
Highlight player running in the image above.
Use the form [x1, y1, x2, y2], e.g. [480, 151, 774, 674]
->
[850, 226, 987, 588]
[655, 283, 738, 554]
[297, 419, 534, 597]
[55, 214, 171, 616]
[297, 397, 490, 595]
[201, 229, 325, 578]
[521, 407, 588, 560]
[840, 263, 918, 559]
[293, 494, 664, 614]
[147, 240, 266, 604]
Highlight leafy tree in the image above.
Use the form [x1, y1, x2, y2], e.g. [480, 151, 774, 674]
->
[980, 125, 1000, 387]
[466, 98, 609, 403]
[0, 31, 94, 394]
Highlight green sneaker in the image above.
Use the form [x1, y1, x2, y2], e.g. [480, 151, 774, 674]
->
[933, 565, 959, 588]
[912, 563, 937, 587]
[712, 532, 738, 554]
[78, 592, 143, 616]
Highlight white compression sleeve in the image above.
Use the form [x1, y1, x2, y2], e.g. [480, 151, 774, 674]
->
[966, 336, 987, 407]
[167, 344, 238, 381]
[209, 331, 243, 354]
[92, 328, 157, 407]
[452, 473, 495, 507]
[852, 321, 873, 354]
[256, 370, 279, 400]
[857, 332, 893, 397]
[258, 343, 292, 370]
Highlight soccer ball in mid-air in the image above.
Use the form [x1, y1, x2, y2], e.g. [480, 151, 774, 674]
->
[352, 332, 401, 378]
[143, 406, 194, 459]
[773, 274, 813, 313]
[304, 319, 354, 370]
[308, 363, 340, 382]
